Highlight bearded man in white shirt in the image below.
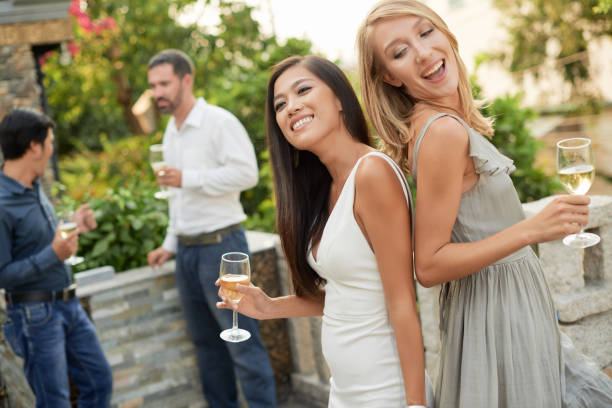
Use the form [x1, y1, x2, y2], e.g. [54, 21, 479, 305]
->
[146, 49, 276, 408]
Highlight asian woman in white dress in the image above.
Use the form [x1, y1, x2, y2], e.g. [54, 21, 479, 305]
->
[217, 55, 433, 408]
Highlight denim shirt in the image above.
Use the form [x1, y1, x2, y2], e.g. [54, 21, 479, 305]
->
[0, 170, 71, 292]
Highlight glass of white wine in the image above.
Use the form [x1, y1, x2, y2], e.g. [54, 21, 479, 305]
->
[219, 252, 252, 343]
[149, 144, 171, 200]
[556, 137, 600, 248]
[57, 210, 84, 266]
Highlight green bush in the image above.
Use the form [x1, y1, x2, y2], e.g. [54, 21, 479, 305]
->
[56, 132, 168, 272]
[483, 94, 561, 202]
[471, 67, 559, 202]
[59, 182, 168, 273]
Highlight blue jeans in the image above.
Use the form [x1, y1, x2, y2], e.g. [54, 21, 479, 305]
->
[2, 297, 113, 408]
[175, 227, 276, 408]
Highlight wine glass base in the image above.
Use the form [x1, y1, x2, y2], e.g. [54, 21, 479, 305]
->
[154, 190, 171, 200]
[65, 256, 84, 266]
[562, 232, 600, 248]
[220, 328, 251, 343]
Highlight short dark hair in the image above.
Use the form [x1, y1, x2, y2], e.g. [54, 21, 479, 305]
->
[147, 49, 194, 78]
[0, 108, 55, 160]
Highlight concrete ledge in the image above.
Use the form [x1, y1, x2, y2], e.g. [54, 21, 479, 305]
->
[76, 261, 175, 298]
[76, 231, 275, 298]
[554, 282, 612, 323]
[522, 195, 612, 228]
[74, 265, 116, 287]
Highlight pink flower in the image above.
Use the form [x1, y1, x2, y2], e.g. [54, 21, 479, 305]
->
[67, 42, 80, 56]
[78, 14, 94, 32]
[102, 17, 117, 29]
[38, 50, 54, 67]
[68, 0, 81, 17]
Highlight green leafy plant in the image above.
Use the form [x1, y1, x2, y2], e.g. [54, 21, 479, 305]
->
[469, 66, 560, 203]
[482, 94, 561, 202]
[62, 182, 168, 273]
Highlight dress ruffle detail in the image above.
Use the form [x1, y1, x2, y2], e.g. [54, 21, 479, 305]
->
[468, 130, 516, 176]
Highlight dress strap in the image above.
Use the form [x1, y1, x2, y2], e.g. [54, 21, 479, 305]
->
[412, 113, 470, 182]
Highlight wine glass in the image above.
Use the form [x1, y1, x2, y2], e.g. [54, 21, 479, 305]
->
[556, 137, 600, 248]
[219, 252, 252, 343]
[57, 210, 85, 266]
[149, 144, 171, 200]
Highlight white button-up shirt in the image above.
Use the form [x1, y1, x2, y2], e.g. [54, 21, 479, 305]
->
[161, 98, 258, 253]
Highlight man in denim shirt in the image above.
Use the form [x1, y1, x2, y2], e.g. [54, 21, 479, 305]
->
[0, 108, 113, 407]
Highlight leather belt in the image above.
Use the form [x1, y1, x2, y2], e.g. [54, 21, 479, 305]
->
[177, 224, 242, 247]
[5, 284, 77, 305]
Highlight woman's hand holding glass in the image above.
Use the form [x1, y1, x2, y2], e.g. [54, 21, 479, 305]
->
[216, 275, 272, 321]
[556, 137, 600, 248]
[217, 252, 255, 342]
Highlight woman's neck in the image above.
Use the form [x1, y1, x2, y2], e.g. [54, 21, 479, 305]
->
[317, 137, 374, 184]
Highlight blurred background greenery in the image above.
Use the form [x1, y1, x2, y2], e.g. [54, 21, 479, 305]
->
[43, 0, 609, 273]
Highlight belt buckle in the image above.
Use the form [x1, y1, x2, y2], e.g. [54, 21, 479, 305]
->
[63, 284, 77, 301]
[215, 233, 222, 244]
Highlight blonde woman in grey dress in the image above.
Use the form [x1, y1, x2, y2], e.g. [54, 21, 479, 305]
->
[357, 0, 612, 407]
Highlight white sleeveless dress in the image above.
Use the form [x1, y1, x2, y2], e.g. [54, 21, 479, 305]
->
[307, 152, 434, 407]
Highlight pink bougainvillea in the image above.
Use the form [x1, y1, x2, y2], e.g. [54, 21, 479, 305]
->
[69, 0, 117, 36]
[67, 42, 80, 56]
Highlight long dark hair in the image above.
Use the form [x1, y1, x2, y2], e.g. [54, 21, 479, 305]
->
[266, 55, 371, 298]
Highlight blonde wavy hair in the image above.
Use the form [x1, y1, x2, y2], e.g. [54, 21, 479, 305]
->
[357, 0, 493, 172]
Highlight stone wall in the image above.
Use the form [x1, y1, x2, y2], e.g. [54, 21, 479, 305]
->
[0, 43, 56, 196]
[523, 195, 612, 376]
[0, 44, 41, 118]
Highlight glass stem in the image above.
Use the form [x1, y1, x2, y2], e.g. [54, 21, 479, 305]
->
[232, 310, 238, 330]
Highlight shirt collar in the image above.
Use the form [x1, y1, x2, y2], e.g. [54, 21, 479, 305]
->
[0, 169, 30, 195]
[183, 97, 206, 129]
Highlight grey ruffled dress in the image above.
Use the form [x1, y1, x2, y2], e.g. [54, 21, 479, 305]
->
[412, 113, 612, 407]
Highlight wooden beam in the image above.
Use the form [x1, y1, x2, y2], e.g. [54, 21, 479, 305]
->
[0, 18, 73, 46]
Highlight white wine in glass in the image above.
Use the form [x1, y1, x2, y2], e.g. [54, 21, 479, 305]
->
[149, 144, 171, 200]
[556, 137, 600, 248]
[219, 252, 252, 343]
[58, 211, 84, 266]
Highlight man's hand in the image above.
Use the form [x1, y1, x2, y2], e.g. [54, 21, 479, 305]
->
[147, 246, 173, 268]
[51, 228, 79, 261]
[157, 167, 182, 188]
[75, 204, 97, 233]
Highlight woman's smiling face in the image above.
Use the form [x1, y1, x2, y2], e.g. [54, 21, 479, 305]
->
[372, 15, 460, 108]
[273, 64, 343, 151]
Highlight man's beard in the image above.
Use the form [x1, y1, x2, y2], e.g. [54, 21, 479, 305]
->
[156, 97, 178, 114]
[156, 84, 183, 114]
